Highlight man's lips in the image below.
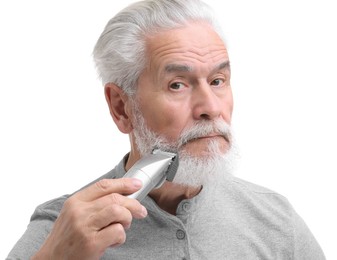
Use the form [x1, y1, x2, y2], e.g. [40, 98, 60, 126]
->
[196, 135, 221, 140]
[185, 134, 229, 145]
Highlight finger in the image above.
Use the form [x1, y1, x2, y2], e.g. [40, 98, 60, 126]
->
[96, 223, 127, 251]
[90, 203, 133, 230]
[92, 193, 148, 219]
[74, 178, 143, 202]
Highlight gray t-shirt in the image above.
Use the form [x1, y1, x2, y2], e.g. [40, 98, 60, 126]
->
[8, 157, 325, 259]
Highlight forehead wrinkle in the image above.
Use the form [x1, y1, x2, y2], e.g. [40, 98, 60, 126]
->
[145, 34, 229, 83]
[186, 42, 227, 57]
[188, 47, 228, 65]
[150, 38, 227, 61]
[155, 46, 228, 71]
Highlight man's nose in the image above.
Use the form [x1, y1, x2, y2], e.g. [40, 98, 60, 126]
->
[192, 82, 222, 120]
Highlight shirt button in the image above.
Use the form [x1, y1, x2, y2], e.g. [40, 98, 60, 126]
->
[182, 202, 191, 211]
[176, 229, 186, 240]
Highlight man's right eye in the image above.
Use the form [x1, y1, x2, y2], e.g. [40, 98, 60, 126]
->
[169, 82, 185, 90]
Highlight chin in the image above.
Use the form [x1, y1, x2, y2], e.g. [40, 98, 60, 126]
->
[172, 139, 238, 188]
[179, 139, 230, 159]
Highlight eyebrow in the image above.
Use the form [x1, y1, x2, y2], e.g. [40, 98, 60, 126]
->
[164, 64, 193, 73]
[164, 61, 230, 74]
[216, 61, 230, 72]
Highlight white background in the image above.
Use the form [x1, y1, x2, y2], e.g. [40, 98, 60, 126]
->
[0, 0, 336, 259]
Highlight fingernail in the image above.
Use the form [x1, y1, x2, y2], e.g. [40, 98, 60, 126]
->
[132, 178, 143, 188]
[124, 223, 131, 230]
[140, 205, 148, 217]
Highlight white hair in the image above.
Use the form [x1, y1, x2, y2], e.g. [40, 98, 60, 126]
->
[93, 0, 226, 96]
[130, 98, 239, 187]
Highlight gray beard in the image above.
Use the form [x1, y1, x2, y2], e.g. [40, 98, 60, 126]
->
[130, 100, 238, 187]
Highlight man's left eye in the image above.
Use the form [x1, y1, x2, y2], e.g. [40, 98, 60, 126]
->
[210, 78, 225, 86]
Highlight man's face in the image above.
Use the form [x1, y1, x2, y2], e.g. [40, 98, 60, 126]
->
[131, 22, 233, 159]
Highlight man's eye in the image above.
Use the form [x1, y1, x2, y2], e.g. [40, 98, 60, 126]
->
[169, 82, 185, 90]
[210, 78, 225, 86]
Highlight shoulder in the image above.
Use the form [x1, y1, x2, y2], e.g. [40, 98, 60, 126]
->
[218, 176, 295, 230]
[230, 176, 283, 194]
[31, 195, 69, 221]
[228, 176, 291, 209]
[224, 177, 325, 258]
[32, 161, 125, 221]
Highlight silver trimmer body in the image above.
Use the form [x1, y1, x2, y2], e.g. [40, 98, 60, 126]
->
[123, 149, 179, 201]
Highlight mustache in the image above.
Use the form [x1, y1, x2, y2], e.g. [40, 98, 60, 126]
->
[177, 119, 231, 148]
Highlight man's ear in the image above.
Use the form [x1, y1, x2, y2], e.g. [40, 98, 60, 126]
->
[104, 83, 133, 133]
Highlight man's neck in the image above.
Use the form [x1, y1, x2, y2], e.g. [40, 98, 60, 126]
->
[125, 151, 202, 215]
[149, 182, 202, 215]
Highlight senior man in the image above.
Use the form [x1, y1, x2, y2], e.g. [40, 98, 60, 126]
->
[8, 0, 325, 259]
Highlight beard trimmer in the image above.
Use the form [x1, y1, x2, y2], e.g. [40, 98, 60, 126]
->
[123, 149, 179, 201]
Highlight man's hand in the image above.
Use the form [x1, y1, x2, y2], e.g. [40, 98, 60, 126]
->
[32, 178, 147, 260]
